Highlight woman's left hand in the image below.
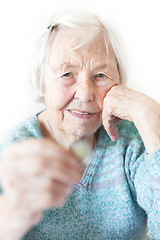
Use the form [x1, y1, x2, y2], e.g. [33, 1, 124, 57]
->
[102, 84, 160, 153]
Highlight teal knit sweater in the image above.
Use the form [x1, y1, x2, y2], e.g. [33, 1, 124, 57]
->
[0, 114, 159, 240]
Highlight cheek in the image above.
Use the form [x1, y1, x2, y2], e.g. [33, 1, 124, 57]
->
[45, 84, 74, 110]
[96, 79, 120, 109]
[96, 88, 110, 110]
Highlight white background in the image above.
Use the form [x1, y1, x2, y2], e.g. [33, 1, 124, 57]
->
[0, 0, 160, 134]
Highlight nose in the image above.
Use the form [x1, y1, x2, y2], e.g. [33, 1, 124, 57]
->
[73, 77, 94, 103]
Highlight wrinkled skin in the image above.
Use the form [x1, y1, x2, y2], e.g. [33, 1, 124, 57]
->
[41, 28, 120, 148]
[0, 139, 84, 239]
[102, 84, 160, 153]
[0, 27, 160, 239]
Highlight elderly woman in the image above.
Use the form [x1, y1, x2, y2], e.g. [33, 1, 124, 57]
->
[0, 10, 159, 240]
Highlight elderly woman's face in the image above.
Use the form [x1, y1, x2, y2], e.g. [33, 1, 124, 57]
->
[44, 28, 120, 137]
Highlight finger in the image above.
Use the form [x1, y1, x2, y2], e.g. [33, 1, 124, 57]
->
[30, 211, 43, 225]
[25, 180, 72, 209]
[6, 177, 73, 210]
[103, 117, 119, 141]
[46, 161, 83, 184]
[42, 144, 83, 168]
[1, 150, 82, 180]
[2, 138, 82, 170]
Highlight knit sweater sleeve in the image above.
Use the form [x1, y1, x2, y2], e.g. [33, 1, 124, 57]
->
[0, 114, 43, 194]
[0, 115, 42, 156]
[128, 137, 160, 240]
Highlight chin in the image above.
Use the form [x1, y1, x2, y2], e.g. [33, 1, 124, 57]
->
[64, 122, 102, 137]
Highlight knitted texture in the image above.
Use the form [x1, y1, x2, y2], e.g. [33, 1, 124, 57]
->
[0, 114, 158, 240]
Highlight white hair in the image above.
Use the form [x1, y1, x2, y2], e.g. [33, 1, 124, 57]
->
[29, 10, 124, 102]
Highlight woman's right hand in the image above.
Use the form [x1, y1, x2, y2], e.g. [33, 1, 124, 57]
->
[0, 138, 84, 239]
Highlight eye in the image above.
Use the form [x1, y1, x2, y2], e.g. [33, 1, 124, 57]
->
[96, 73, 106, 78]
[93, 73, 112, 87]
[63, 72, 73, 78]
[60, 72, 76, 86]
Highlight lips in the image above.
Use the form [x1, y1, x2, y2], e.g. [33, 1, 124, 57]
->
[70, 110, 92, 115]
[67, 109, 96, 119]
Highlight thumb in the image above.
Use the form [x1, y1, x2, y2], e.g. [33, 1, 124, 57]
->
[103, 117, 121, 141]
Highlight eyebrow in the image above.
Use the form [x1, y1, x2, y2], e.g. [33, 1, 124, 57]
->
[92, 64, 108, 72]
[53, 62, 108, 72]
[53, 62, 79, 72]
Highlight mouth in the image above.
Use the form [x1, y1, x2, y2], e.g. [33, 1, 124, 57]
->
[67, 109, 97, 119]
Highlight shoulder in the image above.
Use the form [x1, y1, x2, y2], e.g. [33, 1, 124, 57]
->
[0, 113, 42, 156]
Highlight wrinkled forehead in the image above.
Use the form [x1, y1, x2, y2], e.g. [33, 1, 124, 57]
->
[48, 27, 114, 55]
[46, 27, 120, 79]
